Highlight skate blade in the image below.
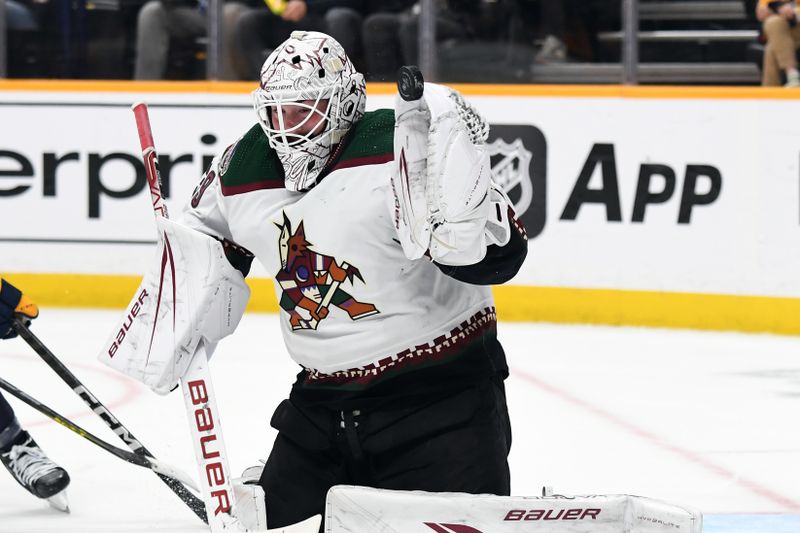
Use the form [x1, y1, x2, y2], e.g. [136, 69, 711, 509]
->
[46, 491, 70, 513]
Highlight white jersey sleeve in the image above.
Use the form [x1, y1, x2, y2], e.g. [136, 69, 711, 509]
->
[181, 148, 236, 241]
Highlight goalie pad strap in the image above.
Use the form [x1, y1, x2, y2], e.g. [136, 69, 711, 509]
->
[232, 465, 267, 531]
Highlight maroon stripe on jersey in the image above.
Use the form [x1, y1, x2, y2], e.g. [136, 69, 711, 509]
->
[220, 179, 285, 196]
[508, 206, 528, 241]
[302, 307, 497, 387]
[330, 152, 394, 172]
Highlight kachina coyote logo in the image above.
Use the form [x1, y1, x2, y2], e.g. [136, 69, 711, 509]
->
[274, 212, 379, 330]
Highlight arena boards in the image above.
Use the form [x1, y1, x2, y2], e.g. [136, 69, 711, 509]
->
[1, 82, 799, 335]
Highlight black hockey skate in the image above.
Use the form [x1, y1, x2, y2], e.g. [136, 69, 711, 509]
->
[1, 431, 70, 511]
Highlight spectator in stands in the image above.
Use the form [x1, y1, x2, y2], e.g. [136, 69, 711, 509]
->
[5, 0, 38, 31]
[234, 0, 352, 80]
[513, 0, 567, 64]
[324, 1, 372, 70]
[331, 0, 479, 82]
[4, 0, 38, 76]
[520, 0, 617, 64]
[134, 0, 249, 80]
[756, 0, 800, 86]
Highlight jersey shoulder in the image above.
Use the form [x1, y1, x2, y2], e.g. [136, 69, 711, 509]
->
[218, 124, 285, 196]
[335, 109, 395, 168]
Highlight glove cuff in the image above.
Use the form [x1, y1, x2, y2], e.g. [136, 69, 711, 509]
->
[0, 279, 22, 312]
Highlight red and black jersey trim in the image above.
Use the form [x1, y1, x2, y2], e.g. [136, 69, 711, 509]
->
[219, 124, 285, 197]
[330, 153, 393, 172]
[301, 307, 497, 388]
[220, 179, 285, 196]
[508, 205, 528, 241]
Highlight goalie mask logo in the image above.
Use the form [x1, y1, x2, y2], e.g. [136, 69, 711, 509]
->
[274, 212, 379, 330]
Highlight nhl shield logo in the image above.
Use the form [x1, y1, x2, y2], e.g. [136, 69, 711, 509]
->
[486, 124, 547, 239]
[487, 138, 534, 217]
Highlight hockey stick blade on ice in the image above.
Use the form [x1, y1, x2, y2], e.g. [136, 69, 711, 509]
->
[11, 318, 208, 524]
[0, 375, 198, 491]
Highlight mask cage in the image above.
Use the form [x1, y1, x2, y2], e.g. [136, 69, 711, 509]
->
[253, 85, 342, 153]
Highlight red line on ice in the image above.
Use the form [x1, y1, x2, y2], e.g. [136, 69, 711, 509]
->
[512, 367, 800, 512]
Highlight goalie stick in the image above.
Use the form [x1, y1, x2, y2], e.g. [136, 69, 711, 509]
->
[11, 317, 208, 523]
[130, 103, 323, 533]
[0, 374, 197, 490]
[132, 102, 238, 532]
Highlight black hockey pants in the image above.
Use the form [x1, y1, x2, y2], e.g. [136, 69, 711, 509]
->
[259, 379, 512, 530]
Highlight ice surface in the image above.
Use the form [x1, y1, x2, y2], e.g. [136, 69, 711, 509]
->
[0, 309, 797, 532]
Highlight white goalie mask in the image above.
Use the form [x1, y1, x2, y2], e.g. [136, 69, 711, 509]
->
[253, 31, 366, 191]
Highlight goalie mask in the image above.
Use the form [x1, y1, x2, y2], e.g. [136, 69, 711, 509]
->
[253, 31, 366, 192]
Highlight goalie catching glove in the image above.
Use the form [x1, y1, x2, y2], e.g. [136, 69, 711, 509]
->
[98, 218, 250, 394]
[390, 82, 512, 266]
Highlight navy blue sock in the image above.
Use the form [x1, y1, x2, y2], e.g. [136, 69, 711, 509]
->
[0, 392, 22, 452]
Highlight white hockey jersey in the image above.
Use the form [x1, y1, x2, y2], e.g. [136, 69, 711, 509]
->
[182, 110, 500, 387]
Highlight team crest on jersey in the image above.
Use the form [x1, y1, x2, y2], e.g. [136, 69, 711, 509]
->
[274, 212, 379, 330]
[218, 142, 237, 177]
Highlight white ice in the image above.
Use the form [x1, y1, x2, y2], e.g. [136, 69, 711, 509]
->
[0, 309, 798, 532]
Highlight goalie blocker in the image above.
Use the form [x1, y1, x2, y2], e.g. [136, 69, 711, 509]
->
[325, 485, 703, 532]
[99, 216, 250, 395]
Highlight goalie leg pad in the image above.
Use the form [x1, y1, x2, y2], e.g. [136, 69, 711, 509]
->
[233, 465, 268, 531]
[326, 486, 703, 533]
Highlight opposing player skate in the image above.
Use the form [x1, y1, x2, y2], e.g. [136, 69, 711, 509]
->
[1, 431, 71, 512]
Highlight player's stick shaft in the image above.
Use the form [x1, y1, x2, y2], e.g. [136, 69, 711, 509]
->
[11, 318, 208, 523]
[0, 373, 197, 490]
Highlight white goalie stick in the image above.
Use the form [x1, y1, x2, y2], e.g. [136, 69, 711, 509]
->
[132, 102, 237, 532]
[131, 104, 320, 533]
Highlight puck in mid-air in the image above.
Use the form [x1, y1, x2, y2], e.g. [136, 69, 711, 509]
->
[397, 65, 425, 101]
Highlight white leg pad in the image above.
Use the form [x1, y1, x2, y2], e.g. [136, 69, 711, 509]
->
[325, 485, 702, 532]
[232, 467, 268, 531]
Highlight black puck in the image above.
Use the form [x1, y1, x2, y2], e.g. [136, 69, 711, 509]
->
[397, 65, 425, 102]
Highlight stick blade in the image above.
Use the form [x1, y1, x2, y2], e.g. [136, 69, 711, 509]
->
[147, 457, 200, 493]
